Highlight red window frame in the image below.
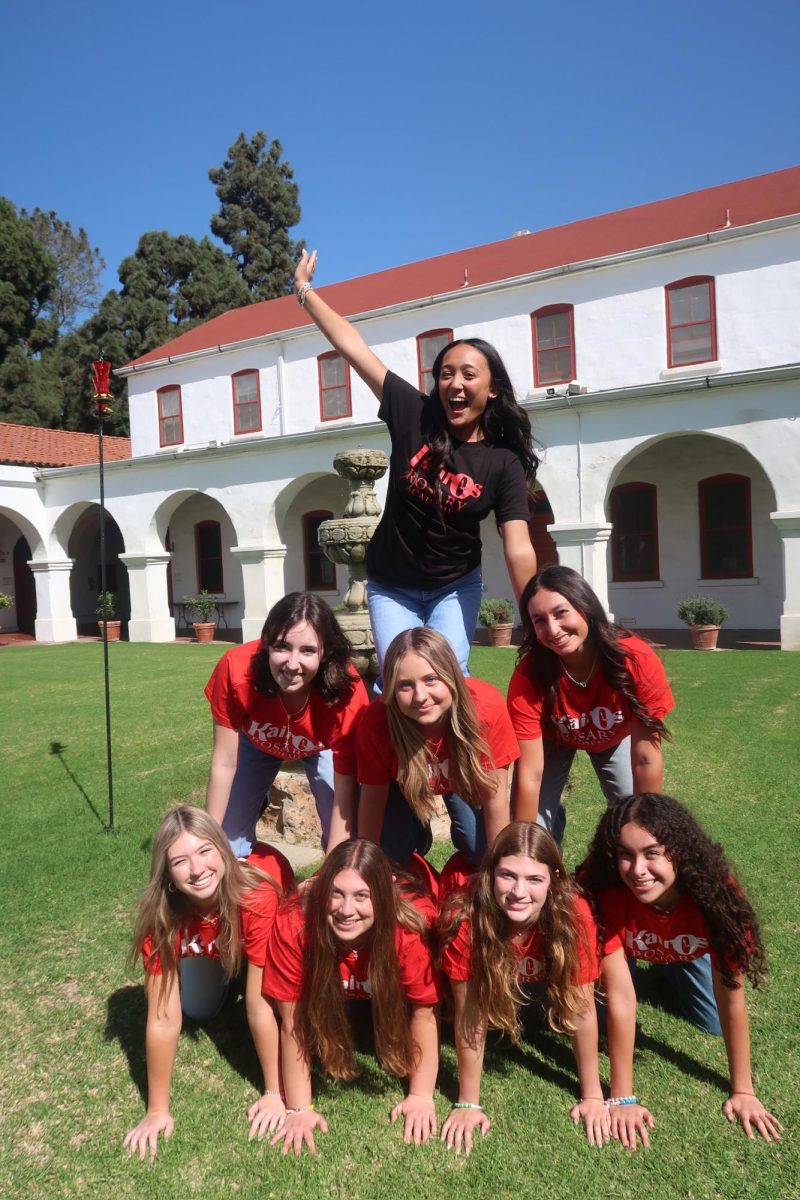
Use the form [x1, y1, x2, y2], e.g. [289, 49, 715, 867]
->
[532, 305, 575, 387]
[416, 328, 453, 393]
[303, 511, 336, 591]
[232, 369, 262, 434]
[699, 473, 752, 578]
[318, 351, 352, 421]
[157, 385, 183, 447]
[194, 520, 224, 593]
[610, 482, 660, 582]
[666, 276, 717, 367]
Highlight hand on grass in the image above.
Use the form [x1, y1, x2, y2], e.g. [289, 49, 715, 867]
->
[390, 1093, 437, 1144]
[270, 1108, 328, 1156]
[723, 1092, 783, 1142]
[609, 1102, 654, 1151]
[440, 1105, 490, 1155]
[570, 1097, 611, 1146]
[247, 1093, 286, 1139]
[123, 1110, 175, 1159]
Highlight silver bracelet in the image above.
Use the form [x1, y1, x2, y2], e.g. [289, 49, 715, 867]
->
[296, 282, 313, 307]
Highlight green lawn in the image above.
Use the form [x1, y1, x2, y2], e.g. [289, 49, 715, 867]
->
[2, 642, 798, 1199]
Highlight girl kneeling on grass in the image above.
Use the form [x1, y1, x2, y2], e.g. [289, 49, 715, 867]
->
[438, 822, 627, 1154]
[580, 792, 783, 1145]
[263, 839, 440, 1156]
[124, 806, 293, 1159]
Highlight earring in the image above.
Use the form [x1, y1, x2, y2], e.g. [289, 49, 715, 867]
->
[168, 880, 176, 893]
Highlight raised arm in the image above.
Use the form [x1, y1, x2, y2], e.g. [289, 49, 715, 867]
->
[294, 250, 388, 401]
[205, 721, 240, 827]
[123, 973, 182, 1159]
[440, 979, 491, 1155]
[244, 963, 286, 1139]
[713, 967, 783, 1142]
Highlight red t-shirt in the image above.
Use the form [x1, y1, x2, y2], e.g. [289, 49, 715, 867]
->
[356, 677, 519, 790]
[507, 635, 674, 752]
[442, 895, 599, 986]
[438, 851, 476, 903]
[262, 896, 440, 1006]
[204, 641, 369, 773]
[598, 887, 720, 969]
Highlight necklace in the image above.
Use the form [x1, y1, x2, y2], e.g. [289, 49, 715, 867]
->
[561, 657, 597, 689]
[279, 692, 311, 754]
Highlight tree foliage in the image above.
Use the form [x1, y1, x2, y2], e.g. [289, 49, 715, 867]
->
[209, 131, 303, 300]
[21, 208, 105, 334]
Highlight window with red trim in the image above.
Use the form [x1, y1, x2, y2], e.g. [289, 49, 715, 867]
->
[417, 329, 453, 392]
[532, 305, 575, 387]
[157, 386, 183, 446]
[232, 370, 262, 434]
[318, 352, 351, 421]
[610, 483, 659, 581]
[699, 474, 752, 578]
[303, 511, 336, 590]
[195, 521, 224, 593]
[666, 277, 716, 367]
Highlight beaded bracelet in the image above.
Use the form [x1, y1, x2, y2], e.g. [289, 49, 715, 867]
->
[605, 1095, 638, 1107]
[264, 1090, 284, 1101]
[452, 1102, 483, 1111]
[286, 1103, 315, 1115]
[296, 282, 313, 307]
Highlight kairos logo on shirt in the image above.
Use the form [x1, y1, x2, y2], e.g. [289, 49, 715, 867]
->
[554, 706, 624, 742]
[404, 445, 484, 514]
[247, 719, 322, 757]
[342, 973, 372, 997]
[517, 954, 544, 981]
[181, 932, 217, 958]
[626, 928, 708, 962]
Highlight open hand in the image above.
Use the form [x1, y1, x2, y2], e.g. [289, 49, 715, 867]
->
[609, 1102, 654, 1151]
[440, 1105, 490, 1155]
[570, 1097, 611, 1147]
[123, 1110, 175, 1160]
[247, 1092, 286, 1140]
[390, 1093, 437, 1145]
[294, 249, 317, 293]
[270, 1107, 328, 1156]
[723, 1092, 783, 1142]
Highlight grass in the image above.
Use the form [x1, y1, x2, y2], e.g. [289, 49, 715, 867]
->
[2, 641, 799, 1198]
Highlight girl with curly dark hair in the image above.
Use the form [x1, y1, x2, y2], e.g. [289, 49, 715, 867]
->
[263, 839, 441, 1156]
[437, 823, 627, 1154]
[293, 249, 539, 676]
[205, 592, 368, 855]
[580, 793, 782, 1146]
[508, 565, 674, 842]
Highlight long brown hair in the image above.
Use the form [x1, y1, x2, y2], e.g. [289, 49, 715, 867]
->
[252, 591, 355, 702]
[129, 805, 280, 1007]
[439, 823, 592, 1042]
[382, 628, 495, 821]
[293, 840, 428, 1081]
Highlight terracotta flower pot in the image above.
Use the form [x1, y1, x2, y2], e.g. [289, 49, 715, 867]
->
[689, 624, 720, 650]
[488, 622, 514, 647]
[193, 621, 217, 643]
[98, 620, 122, 642]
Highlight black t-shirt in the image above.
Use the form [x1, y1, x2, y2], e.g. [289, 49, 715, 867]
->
[367, 372, 531, 588]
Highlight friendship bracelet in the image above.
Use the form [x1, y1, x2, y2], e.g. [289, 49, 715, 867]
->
[580, 1097, 605, 1103]
[264, 1090, 284, 1101]
[286, 1103, 315, 1115]
[452, 1101, 483, 1110]
[605, 1096, 638, 1108]
[296, 282, 313, 307]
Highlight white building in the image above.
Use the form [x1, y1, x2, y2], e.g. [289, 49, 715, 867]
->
[1, 165, 799, 648]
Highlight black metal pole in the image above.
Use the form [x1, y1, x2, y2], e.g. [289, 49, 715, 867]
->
[97, 404, 115, 831]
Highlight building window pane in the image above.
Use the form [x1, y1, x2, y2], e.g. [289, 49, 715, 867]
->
[699, 475, 751, 577]
[304, 512, 336, 590]
[158, 386, 183, 446]
[195, 521, 224, 593]
[667, 277, 716, 367]
[319, 353, 351, 421]
[611, 483, 659, 582]
[532, 307, 575, 386]
[417, 329, 453, 392]
[233, 370, 261, 433]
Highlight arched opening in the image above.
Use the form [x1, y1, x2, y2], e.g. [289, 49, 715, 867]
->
[66, 507, 130, 636]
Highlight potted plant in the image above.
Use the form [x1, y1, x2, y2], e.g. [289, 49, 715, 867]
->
[478, 597, 516, 647]
[184, 591, 218, 643]
[677, 594, 728, 650]
[95, 591, 122, 641]
[0, 592, 13, 632]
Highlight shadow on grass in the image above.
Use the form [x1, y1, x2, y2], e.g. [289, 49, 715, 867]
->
[49, 740, 106, 828]
[437, 1010, 581, 1102]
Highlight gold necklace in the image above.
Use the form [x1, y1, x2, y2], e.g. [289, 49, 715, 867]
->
[561, 657, 597, 689]
[279, 692, 311, 754]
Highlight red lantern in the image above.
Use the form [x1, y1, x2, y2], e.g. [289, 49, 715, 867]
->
[91, 359, 112, 399]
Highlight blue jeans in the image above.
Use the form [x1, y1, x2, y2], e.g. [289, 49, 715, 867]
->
[529, 736, 634, 844]
[179, 957, 229, 1020]
[631, 954, 721, 1036]
[222, 733, 334, 856]
[377, 782, 486, 866]
[367, 566, 483, 677]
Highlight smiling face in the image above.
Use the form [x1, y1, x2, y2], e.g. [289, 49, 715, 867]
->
[527, 588, 592, 666]
[167, 830, 225, 911]
[392, 650, 454, 730]
[267, 620, 322, 699]
[327, 867, 375, 944]
[616, 821, 679, 911]
[437, 343, 497, 442]
[493, 854, 552, 927]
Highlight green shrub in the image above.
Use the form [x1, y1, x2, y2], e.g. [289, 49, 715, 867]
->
[478, 597, 515, 627]
[677, 595, 728, 626]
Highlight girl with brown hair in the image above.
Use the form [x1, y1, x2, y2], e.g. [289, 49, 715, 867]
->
[263, 839, 440, 1156]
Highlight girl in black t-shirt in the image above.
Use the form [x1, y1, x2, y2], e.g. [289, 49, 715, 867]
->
[294, 250, 539, 673]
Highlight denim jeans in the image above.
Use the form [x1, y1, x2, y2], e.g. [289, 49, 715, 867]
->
[367, 566, 483, 677]
[596, 952, 721, 1038]
[377, 782, 486, 866]
[222, 733, 334, 857]
[179, 956, 229, 1020]
[528, 735, 635, 844]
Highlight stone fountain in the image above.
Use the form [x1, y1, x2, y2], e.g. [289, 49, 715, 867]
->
[317, 448, 389, 677]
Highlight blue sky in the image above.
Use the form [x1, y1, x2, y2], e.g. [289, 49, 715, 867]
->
[2, 0, 798, 304]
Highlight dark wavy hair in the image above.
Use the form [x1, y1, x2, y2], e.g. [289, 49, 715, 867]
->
[517, 565, 670, 740]
[419, 338, 539, 512]
[578, 793, 765, 989]
[252, 592, 355, 702]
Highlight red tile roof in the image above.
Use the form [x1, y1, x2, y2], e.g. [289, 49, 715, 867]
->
[0, 422, 131, 468]
[127, 165, 800, 370]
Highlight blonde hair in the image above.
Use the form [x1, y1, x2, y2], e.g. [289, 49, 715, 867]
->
[382, 628, 495, 822]
[439, 823, 593, 1042]
[129, 805, 280, 1006]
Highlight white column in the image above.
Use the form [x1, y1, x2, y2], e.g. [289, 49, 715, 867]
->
[549, 522, 614, 616]
[119, 553, 175, 643]
[29, 558, 78, 642]
[770, 511, 800, 651]
[231, 545, 287, 642]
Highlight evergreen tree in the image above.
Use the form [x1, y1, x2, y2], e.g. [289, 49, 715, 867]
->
[22, 208, 105, 333]
[209, 131, 303, 300]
